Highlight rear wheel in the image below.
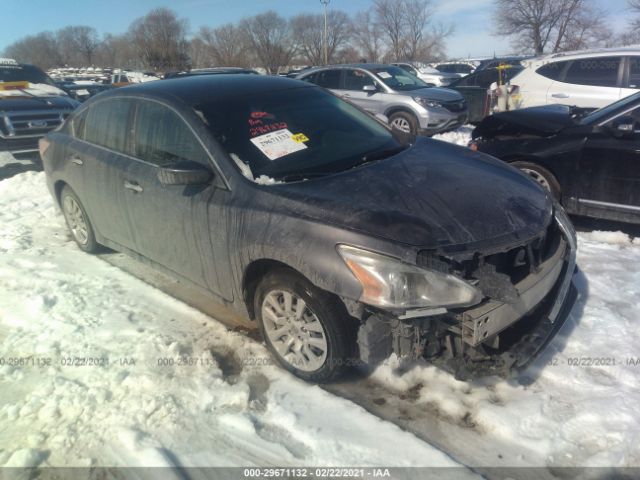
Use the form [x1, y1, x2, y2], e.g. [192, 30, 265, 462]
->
[60, 185, 99, 253]
[389, 111, 418, 135]
[512, 161, 561, 201]
[254, 269, 356, 383]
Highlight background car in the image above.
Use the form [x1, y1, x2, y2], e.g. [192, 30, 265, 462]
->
[449, 65, 524, 123]
[298, 64, 468, 135]
[433, 62, 475, 77]
[509, 48, 640, 109]
[1, 58, 78, 156]
[471, 92, 640, 224]
[163, 67, 260, 79]
[391, 62, 459, 86]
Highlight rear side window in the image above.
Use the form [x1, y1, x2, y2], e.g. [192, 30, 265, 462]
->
[84, 98, 133, 154]
[133, 100, 207, 166]
[536, 61, 568, 81]
[70, 109, 88, 138]
[310, 70, 341, 89]
[628, 57, 640, 89]
[563, 57, 621, 87]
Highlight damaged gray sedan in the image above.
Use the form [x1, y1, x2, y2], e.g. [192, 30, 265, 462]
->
[40, 75, 577, 382]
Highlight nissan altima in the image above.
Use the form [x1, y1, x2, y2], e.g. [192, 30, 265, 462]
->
[40, 75, 577, 382]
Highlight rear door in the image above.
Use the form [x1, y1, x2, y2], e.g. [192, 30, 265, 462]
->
[620, 55, 640, 100]
[547, 56, 622, 108]
[65, 98, 137, 249]
[123, 99, 231, 298]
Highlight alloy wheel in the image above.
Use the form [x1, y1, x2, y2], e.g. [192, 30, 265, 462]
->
[390, 117, 412, 133]
[261, 290, 328, 372]
[63, 195, 89, 245]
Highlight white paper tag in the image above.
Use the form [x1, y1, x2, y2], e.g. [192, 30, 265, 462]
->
[76, 89, 90, 95]
[250, 128, 307, 160]
[378, 72, 392, 79]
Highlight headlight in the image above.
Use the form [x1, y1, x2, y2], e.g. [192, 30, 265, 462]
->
[337, 245, 482, 310]
[413, 97, 441, 108]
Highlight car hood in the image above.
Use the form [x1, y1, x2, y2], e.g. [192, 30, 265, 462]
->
[473, 104, 578, 138]
[0, 92, 77, 112]
[409, 87, 463, 102]
[271, 137, 552, 252]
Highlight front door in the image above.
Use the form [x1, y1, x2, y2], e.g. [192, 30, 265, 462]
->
[577, 107, 640, 222]
[124, 99, 232, 300]
[339, 69, 383, 114]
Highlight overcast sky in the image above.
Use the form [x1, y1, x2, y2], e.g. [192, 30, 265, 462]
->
[0, 0, 633, 59]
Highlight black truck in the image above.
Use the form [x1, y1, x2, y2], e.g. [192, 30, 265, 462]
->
[1, 58, 78, 156]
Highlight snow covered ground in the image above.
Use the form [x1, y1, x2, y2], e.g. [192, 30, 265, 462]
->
[0, 169, 473, 472]
[1, 127, 639, 472]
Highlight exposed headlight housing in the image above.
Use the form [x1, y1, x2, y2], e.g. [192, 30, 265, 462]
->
[413, 97, 442, 109]
[337, 245, 482, 310]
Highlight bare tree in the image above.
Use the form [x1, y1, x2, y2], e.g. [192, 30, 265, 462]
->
[240, 11, 296, 74]
[291, 11, 351, 65]
[129, 8, 190, 71]
[494, 0, 611, 55]
[619, 0, 640, 45]
[374, 0, 407, 61]
[56, 26, 100, 65]
[3, 32, 62, 69]
[351, 10, 382, 63]
[196, 24, 249, 67]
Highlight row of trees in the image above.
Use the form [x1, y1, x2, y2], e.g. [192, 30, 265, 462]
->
[4, 0, 640, 73]
[3, 0, 450, 73]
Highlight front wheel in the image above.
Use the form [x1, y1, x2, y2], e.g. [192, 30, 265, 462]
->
[389, 111, 418, 135]
[512, 161, 561, 201]
[254, 269, 355, 383]
[60, 185, 99, 253]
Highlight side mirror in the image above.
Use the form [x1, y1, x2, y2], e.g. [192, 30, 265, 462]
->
[363, 84, 377, 92]
[158, 160, 213, 186]
[610, 116, 637, 139]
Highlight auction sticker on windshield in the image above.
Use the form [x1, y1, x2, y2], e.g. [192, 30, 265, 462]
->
[250, 128, 307, 160]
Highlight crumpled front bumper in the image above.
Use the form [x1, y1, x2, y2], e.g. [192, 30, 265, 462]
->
[445, 206, 578, 379]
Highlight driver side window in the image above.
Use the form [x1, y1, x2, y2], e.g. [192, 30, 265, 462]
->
[133, 100, 208, 166]
[344, 69, 374, 91]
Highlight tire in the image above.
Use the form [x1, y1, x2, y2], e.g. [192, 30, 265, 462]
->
[60, 185, 99, 253]
[512, 161, 561, 201]
[388, 111, 418, 135]
[254, 268, 356, 383]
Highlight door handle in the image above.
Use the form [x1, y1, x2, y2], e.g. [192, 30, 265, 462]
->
[551, 93, 569, 98]
[124, 180, 143, 193]
[70, 156, 83, 165]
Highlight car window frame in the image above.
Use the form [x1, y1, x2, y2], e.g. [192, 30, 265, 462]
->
[69, 95, 230, 190]
[307, 68, 343, 90]
[342, 68, 378, 92]
[559, 56, 624, 88]
[81, 97, 136, 156]
[128, 97, 229, 189]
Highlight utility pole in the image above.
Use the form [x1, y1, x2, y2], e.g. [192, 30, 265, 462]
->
[320, 0, 330, 65]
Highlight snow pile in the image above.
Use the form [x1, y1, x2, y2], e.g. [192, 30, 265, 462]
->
[0, 171, 468, 470]
[432, 125, 474, 147]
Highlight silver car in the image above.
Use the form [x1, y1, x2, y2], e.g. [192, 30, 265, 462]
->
[297, 64, 468, 135]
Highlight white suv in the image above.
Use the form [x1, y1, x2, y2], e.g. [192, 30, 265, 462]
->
[511, 48, 640, 109]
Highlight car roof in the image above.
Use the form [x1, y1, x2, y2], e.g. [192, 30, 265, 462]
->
[528, 47, 640, 65]
[102, 74, 313, 106]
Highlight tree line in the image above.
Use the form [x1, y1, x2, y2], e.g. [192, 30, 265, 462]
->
[3, 0, 451, 73]
[3, 0, 639, 74]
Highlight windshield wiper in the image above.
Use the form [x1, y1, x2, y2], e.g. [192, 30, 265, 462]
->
[360, 145, 408, 164]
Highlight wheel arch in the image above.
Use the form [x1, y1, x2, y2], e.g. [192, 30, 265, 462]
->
[53, 180, 69, 206]
[384, 105, 418, 120]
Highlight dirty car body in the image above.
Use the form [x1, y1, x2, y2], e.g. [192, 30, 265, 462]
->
[41, 75, 577, 382]
[472, 92, 640, 224]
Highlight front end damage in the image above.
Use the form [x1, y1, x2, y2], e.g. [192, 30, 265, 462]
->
[356, 207, 577, 380]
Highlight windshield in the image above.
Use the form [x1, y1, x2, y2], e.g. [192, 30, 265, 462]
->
[371, 66, 429, 91]
[196, 86, 404, 182]
[580, 92, 640, 125]
[0, 64, 54, 85]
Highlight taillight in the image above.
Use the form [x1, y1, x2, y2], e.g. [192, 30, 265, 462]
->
[39, 137, 51, 159]
[469, 142, 478, 151]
